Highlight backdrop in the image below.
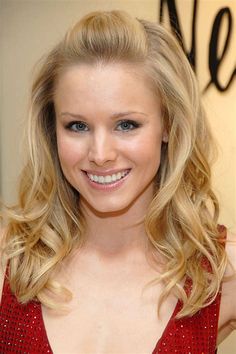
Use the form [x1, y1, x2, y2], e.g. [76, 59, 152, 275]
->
[0, 0, 235, 351]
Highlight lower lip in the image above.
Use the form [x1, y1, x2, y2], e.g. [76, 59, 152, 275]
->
[83, 170, 131, 191]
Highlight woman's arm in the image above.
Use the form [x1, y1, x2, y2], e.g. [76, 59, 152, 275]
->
[217, 230, 236, 344]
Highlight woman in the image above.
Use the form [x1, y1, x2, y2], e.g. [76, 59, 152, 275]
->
[0, 10, 235, 354]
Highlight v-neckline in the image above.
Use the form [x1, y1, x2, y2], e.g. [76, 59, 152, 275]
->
[39, 295, 182, 354]
[151, 297, 181, 353]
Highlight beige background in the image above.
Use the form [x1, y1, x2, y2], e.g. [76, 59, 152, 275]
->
[0, 0, 235, 352]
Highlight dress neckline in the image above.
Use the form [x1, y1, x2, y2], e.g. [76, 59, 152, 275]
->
[151, 297, 181, 353]
[39, 292, 182, 354]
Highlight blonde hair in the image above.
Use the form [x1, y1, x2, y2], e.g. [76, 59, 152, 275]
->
[2, 10, 227, 317]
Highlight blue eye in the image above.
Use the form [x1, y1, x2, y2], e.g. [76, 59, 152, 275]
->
[117, 120, 140, 131]
[66, 121, 88, 132]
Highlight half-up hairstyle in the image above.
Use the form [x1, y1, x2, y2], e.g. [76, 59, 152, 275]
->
[2, 10, 227, 317]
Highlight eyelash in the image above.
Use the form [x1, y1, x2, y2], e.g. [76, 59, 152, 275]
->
[65, 120, 141, 132]
[117, 120, 140, 131]
[66, 121, 88, 132]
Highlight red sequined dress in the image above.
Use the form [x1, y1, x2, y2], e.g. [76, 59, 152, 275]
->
[0, 272, 222, 354]
[1, 226, 226, 353]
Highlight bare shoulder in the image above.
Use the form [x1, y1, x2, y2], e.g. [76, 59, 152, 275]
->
[217, 229, 236, 344]
[0, 227, 8, 301]
[223, 229, 236, 311]
[225, 230, 236, 275]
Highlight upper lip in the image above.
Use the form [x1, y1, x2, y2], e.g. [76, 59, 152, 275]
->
[83, 169, 131, 176]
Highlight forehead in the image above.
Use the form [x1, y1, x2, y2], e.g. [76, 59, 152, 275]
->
[56, 61, 156, 89]
[54, 62, 160, 108]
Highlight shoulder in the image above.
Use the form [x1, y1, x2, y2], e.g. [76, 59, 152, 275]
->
[218, 229, 236, 343]
[225, 231, 236, 284]
[0, 227, 8, 301]
[224, 230, 236, 277]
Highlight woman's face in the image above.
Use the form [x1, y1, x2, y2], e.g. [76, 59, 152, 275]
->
[55, 63, 167, 214]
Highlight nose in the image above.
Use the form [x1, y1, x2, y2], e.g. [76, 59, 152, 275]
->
[88, 130, 118, 166]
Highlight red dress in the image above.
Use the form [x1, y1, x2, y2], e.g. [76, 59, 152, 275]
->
[0, 272, 221, 354]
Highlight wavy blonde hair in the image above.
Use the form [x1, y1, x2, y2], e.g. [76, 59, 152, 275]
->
[2, 10, 227, 317]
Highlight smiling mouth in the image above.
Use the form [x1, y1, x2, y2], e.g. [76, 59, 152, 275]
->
[85, 169, 131, 185]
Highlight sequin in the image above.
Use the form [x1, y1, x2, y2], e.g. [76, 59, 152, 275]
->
[0, 276, 221, 354]
[151, 278, 221, 353]
[0, 278, 51, 353]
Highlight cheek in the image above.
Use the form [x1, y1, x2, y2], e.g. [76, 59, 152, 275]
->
[124, 131, 163, 165]
[56, 134, 85, 169]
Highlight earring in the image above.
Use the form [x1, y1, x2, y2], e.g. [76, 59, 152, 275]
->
[162, 132, 168, 143]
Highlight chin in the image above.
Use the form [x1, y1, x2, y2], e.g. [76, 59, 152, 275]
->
[81, 197, 133, 216]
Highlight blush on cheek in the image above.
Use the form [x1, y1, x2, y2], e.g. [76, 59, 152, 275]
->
[57, 135, 81, 165]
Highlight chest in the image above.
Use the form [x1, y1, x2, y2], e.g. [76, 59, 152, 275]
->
[0, 275, 221, 354]
[42, 276, 177, 354]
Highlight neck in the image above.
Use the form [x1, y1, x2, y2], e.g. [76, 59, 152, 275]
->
[79, 189, 154, 258]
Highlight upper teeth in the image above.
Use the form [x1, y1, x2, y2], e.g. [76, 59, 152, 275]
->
[87, 170, 129, 184]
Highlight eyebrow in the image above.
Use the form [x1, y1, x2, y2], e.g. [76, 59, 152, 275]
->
[60, 111, 148, 119]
